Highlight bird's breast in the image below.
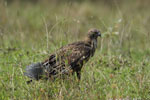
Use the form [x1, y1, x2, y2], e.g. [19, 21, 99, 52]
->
[92, 39, 97, 49]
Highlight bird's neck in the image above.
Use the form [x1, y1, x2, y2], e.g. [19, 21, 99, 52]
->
[92, 38, 97, 49]
[84, 37, 97, 49]
[84, 37, 91, 44]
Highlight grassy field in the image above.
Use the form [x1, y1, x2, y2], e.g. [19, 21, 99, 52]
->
[0, 0, 150, 99]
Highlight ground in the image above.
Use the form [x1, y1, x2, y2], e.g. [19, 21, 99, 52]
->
[0, 0, 150, 99]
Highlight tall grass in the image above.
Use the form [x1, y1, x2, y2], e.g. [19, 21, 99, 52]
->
[0, 0, 150, 99]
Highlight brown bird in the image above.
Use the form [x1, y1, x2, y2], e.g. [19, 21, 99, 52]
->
[24, 28, 101, 83]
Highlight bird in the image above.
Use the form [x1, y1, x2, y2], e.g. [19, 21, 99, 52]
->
[24, 28, 101, 83]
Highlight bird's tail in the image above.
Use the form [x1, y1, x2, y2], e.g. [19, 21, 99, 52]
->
[24, 62, 45, 81]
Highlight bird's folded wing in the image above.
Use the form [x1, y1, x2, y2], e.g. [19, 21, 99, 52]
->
[43, 41, 92, 70]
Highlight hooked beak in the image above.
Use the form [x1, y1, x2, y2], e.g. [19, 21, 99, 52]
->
[97, 32, 101, 37]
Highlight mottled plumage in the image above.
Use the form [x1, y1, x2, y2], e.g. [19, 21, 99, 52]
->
[24, 28, 101, 83]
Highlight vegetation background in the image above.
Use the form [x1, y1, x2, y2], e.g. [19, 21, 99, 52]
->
[0, 0, 150, 99]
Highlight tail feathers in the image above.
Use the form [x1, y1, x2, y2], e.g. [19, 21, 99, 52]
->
[24, 62, 44, 80]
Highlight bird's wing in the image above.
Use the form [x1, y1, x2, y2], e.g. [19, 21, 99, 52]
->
[42, 41, 92, 74]
[57, 41, 92, 64]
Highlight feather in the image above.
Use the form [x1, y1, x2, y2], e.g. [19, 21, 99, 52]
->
[24, 28, 101, 82]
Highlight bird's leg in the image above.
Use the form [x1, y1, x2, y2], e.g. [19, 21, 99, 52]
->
[76, 70, 81, 81]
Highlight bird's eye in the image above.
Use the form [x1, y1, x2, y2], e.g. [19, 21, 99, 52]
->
[95, 32, 98, 35]
[94, 31, 98, 34]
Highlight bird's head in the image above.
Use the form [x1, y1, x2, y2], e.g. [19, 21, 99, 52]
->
[87, 28, 101, 39]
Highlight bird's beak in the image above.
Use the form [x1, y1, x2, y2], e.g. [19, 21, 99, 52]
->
[97, 32, 101, 37]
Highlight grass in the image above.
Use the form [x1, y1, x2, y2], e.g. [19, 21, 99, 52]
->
[0, 0, 150, 99]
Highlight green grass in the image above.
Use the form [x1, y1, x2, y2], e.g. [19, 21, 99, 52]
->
[0, 0, 150, 99]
